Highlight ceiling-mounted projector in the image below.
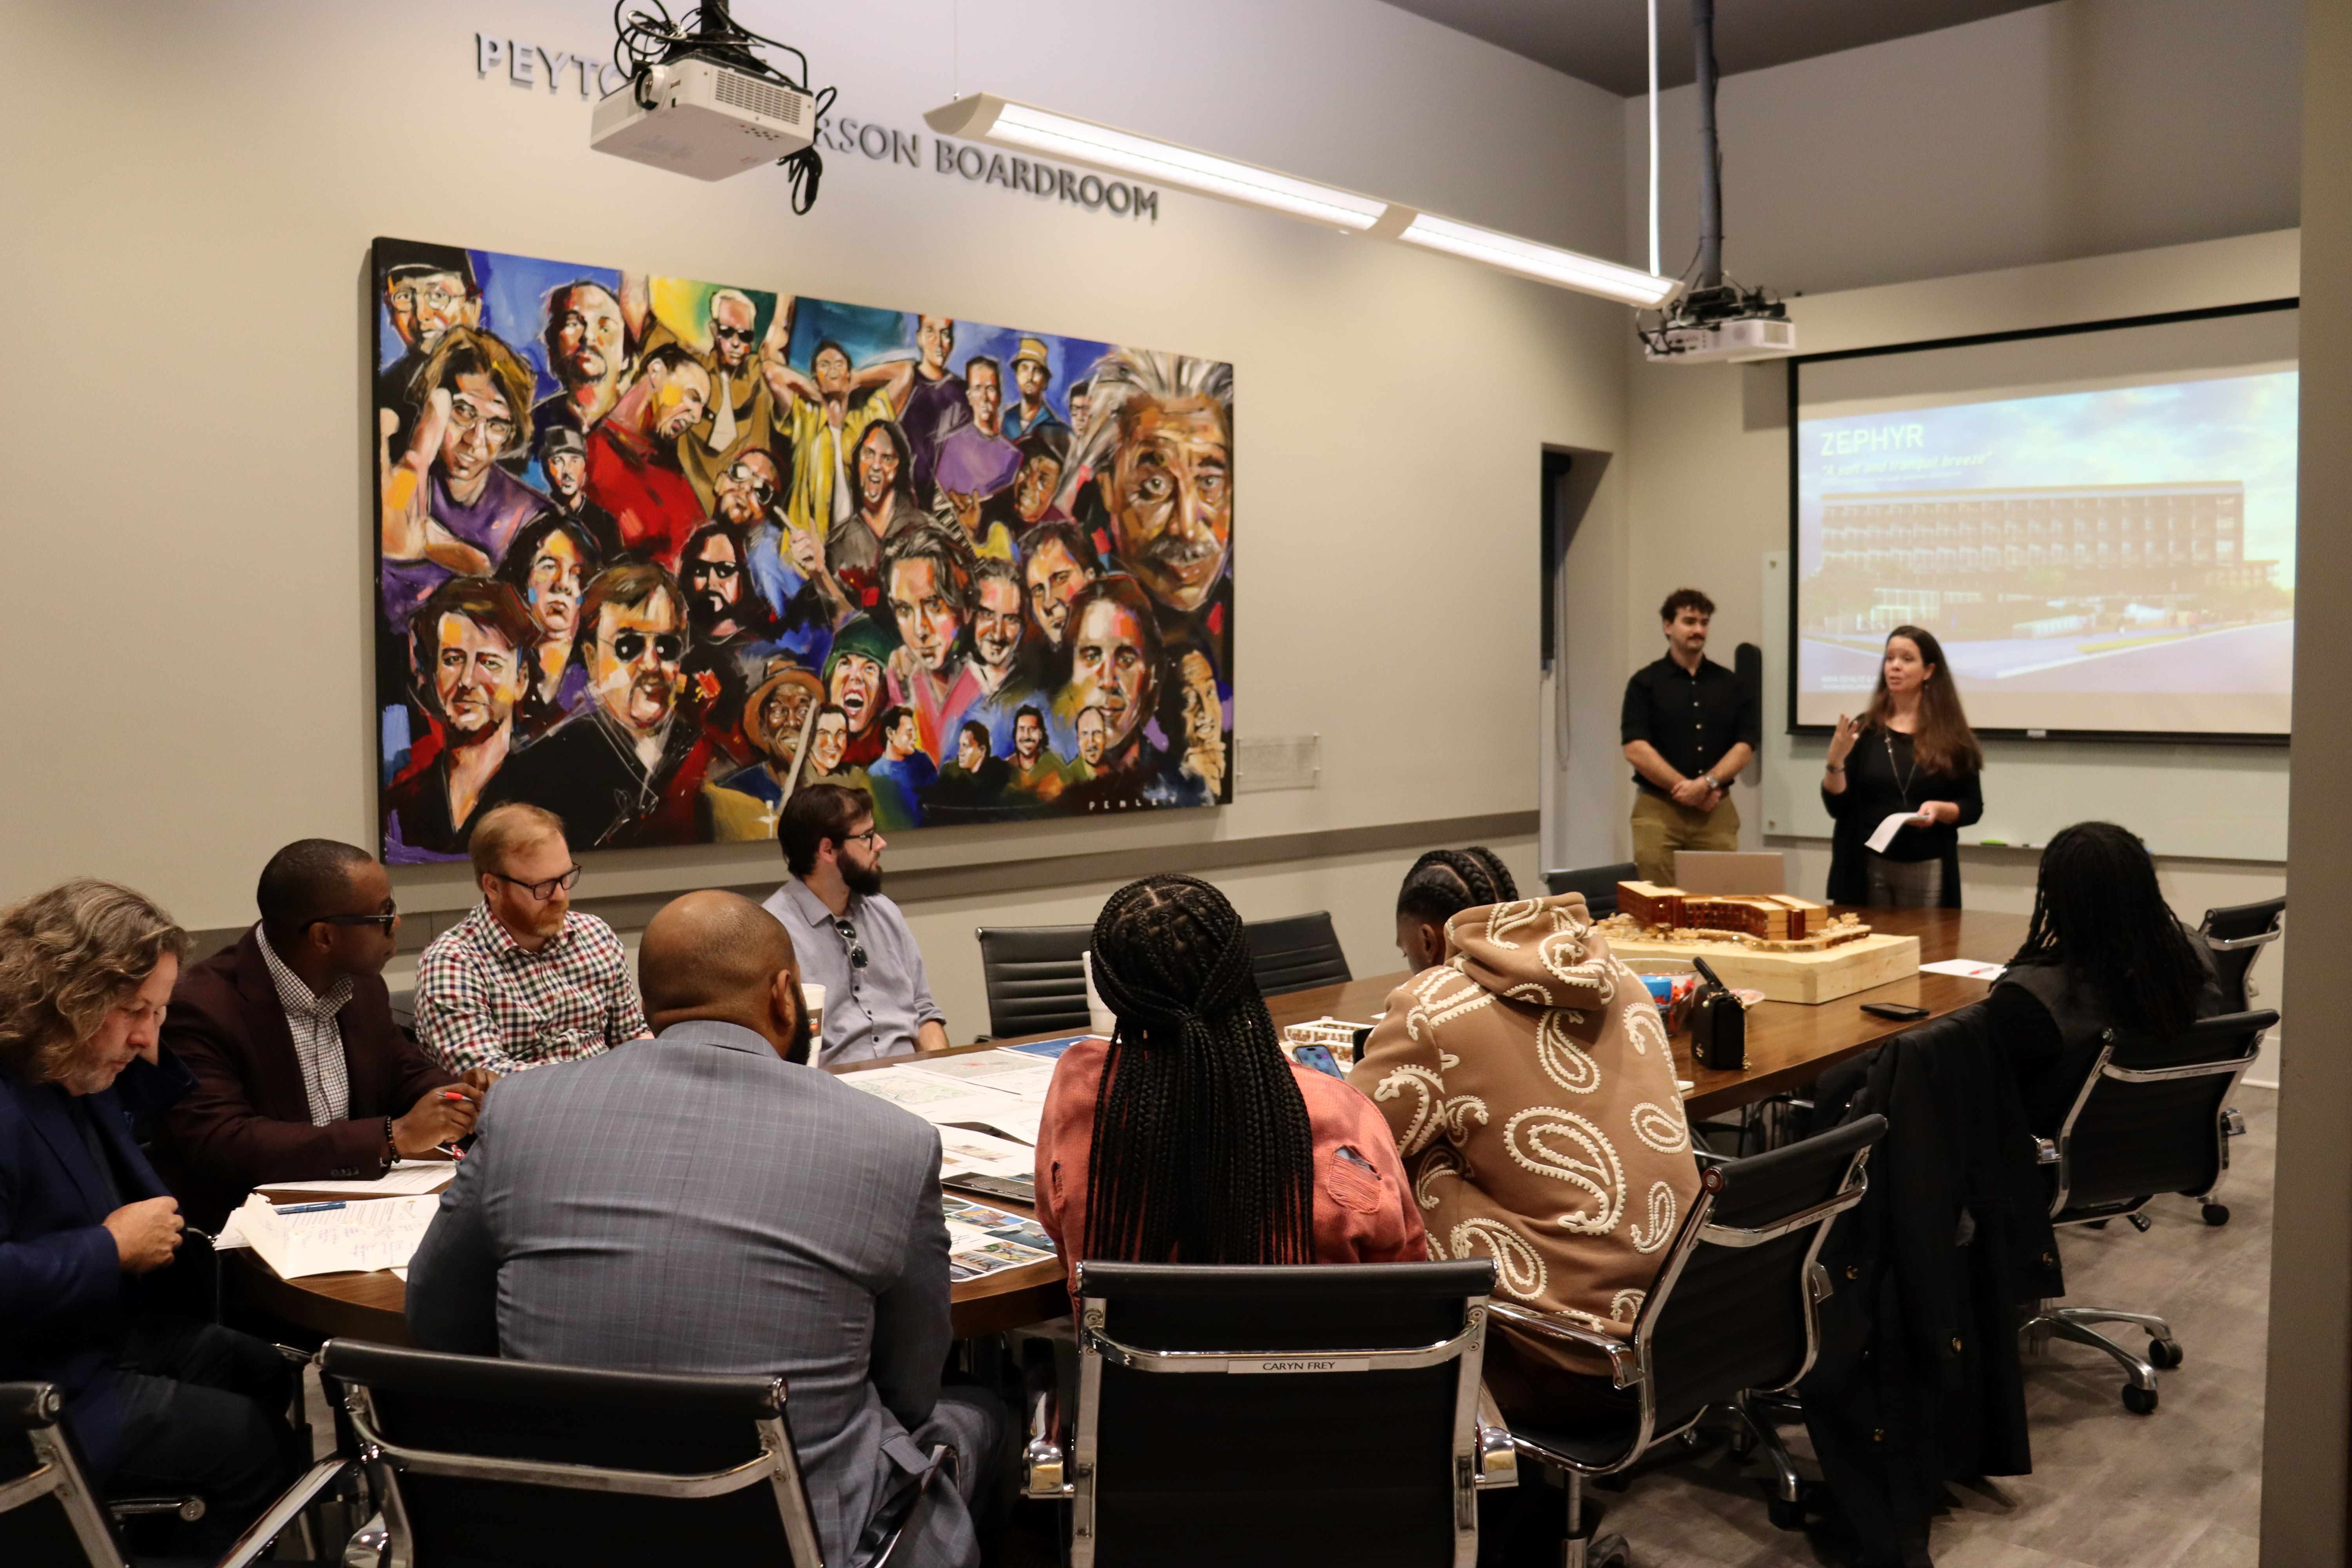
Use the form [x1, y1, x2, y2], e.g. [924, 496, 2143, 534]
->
[1643, 287, 1797, 363]
[592, 56, 815, 181]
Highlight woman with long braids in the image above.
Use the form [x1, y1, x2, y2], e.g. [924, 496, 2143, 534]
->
[1394, 846, 1519, 970]
[1032, 875, 1423, 1283]
[1820, 624, 1985, 907]
[1991, 821, 2224, 1132]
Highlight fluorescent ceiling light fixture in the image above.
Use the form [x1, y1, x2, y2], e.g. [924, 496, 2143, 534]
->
[1397, 213, 1675, 307]
[926, 94, 1388, 232]
[925, 94, 1677, 309]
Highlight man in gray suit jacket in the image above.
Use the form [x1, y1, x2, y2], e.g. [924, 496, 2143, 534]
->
[407, 891, 1001, 1566]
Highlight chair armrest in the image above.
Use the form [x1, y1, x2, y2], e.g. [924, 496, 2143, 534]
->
[2221, 1107, 2247, 1138]
[1023, 1366, 1069, 1499]
[1692, 1148, 1734, 1168]
[109, 1494, 205, 1522]
[2035, 1137, 2059, 1166]
[215, 1458, 352, 1568]
[1484, 1301, 1642, 1389]
[1474, 1385, 1518, 1489]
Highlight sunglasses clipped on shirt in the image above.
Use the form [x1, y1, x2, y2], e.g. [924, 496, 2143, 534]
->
[833, 918, 869, 971]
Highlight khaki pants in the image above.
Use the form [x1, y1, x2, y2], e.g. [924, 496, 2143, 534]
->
[1630, 789, 1740, 886]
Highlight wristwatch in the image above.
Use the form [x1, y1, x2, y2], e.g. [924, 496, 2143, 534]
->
[1700, 774, 1721, 792]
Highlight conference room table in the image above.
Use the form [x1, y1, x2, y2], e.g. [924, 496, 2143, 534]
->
[231, 904, 2026, 1345]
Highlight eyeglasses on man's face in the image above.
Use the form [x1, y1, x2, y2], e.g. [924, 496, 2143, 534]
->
[317, 909, 399, 934]
[495, 866, 583, 902]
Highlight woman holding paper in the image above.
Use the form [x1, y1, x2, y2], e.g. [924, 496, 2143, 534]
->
[1820, 625, 1984, 908]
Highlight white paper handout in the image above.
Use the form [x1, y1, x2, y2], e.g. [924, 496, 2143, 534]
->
[257, 1160, 457, 1200]
[936, 1125, 1036, 1181]
[1866, 812, 1926, 854]
[840, 1065, 1027, 1127]
[232, 1194, 440, 1279]
[908, 1051, 1059, 1100]
[1920, 959, 2008, 980]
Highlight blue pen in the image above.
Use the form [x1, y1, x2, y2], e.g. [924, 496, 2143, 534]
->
[274, 1201, 347, 1215]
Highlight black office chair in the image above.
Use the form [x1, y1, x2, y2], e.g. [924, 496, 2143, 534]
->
[2198, 898, 2285, 1013]
[319, 1338, 951, 1568]
[0, 1381, 346, 1568]
[975, 924, 1095, 1039]
[2020, 1009, 2273, 1413]
[1541, 864, 1639, 918]
[1243, 912, 1352, 996]
[1024, 1259, 1514, 1566]
[1489, 1115, 1887, 1564]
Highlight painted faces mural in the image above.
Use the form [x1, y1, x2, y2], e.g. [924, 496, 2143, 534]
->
[373, 237, 1235, 861]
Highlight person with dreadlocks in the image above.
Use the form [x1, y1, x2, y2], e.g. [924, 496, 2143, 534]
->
[1990, 821, 2225, 1134]
[1350, 889, 1700, 1430]
[1394, 846, 1520, 971]
[1031, 875, 1423, 1287]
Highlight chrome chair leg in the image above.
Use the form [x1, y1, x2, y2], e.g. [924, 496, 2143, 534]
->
[2020, 1306, 2175, 1411]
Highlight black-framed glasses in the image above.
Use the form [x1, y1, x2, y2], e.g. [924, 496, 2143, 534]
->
[841, 828, 882, 849]
[495, 866, 583, 901]
[833, 918, 869, 970]
[608, 630, 684, 663]
[711, 322, 755, 343]
[317, 909, 399, 933]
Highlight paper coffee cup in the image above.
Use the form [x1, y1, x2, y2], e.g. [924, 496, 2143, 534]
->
[802, 982, 826, 1040]
[1082, 951, 1117, 1036]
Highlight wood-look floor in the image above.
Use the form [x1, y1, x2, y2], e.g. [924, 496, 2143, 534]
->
[1594, 1086, 2274, 1568]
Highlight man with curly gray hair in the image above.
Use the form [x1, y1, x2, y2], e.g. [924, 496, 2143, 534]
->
[0, 878, 297, 1549]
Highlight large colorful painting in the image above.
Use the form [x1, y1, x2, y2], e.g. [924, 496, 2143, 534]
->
[370, 238, 1234, 861]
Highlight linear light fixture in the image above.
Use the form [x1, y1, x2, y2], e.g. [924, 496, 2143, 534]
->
[925, 94, 1388, 232]
[924, 93, 1676, 308]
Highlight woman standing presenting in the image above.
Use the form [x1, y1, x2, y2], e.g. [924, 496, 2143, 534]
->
[1821, 624, 1984, 907]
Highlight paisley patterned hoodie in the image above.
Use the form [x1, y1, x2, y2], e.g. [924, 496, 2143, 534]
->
[1348, 893, 1702, 1379]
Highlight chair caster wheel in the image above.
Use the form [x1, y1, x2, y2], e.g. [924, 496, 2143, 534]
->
[2147, 1338, 2183, 1370]
[2123, 1384, 2158, 1414]
[2202, 1203, 2230, 1226]
[1768, 1495, 1807, 1531]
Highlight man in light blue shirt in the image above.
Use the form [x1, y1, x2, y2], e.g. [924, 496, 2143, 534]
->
[762, 783, 949, 1064]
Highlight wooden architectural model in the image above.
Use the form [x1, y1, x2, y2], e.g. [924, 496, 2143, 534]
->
[1610, 882, 1865, 953]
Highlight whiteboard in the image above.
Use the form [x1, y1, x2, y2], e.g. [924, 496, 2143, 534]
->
[1759, 552, 2288, 862]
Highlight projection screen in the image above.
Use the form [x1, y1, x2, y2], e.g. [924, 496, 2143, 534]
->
[1789, 303, 2298, 740]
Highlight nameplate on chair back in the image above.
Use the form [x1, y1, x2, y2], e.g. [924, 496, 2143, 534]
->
[1234, 1356, 1372, 1374]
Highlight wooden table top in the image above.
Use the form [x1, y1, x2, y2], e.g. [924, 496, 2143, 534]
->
[239, 904, 2022, 1346]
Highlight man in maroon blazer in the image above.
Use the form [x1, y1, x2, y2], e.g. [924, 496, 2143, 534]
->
[156, 840, 488, 1228]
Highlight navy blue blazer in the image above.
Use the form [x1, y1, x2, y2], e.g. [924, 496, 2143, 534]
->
[0, 1055, 189, 1478]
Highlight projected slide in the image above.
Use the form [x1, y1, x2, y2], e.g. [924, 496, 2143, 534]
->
[1792, 309, 2297, 738]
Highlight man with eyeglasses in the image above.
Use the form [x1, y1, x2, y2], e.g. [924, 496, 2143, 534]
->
[414, 803, 650, 1078]
[156, 841, 485, 1230]
[763, 784, 949, 1064]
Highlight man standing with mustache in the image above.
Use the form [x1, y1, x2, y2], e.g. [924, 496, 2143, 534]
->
[584, 344, 712, 569]
[384, 577, 540, 862]
[483, 563, 714, 849]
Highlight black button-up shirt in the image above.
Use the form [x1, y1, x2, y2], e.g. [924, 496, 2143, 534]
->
[1620, 654, 1759, 798]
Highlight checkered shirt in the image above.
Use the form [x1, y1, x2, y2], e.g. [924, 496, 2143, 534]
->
[254, 925, 354, 1125]
[414, 905, 648, 1076]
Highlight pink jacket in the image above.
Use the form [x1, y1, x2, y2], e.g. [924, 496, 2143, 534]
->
[1033, 1036, 1426, 1287]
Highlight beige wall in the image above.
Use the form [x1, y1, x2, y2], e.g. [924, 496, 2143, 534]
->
[0, 0, 1628, 1029]
[2258, 0, 2350, 1553]
[1625, 0, 2303, 295]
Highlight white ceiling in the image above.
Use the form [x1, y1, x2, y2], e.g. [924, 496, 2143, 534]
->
[1381, 0, 2055, 96]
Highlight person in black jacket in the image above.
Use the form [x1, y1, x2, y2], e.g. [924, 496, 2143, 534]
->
[1820, 624, 1983, 908]
[1990, 821, 2225, 1132]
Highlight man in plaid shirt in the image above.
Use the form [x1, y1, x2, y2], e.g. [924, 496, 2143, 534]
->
[416, 804, 649, 1075]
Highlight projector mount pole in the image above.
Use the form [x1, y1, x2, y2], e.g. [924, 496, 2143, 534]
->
[1691, 0, 1724, 292]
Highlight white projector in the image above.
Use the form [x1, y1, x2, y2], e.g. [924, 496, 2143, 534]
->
[591, 58, 815, 181]
[1643, 315, 1799, 364]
